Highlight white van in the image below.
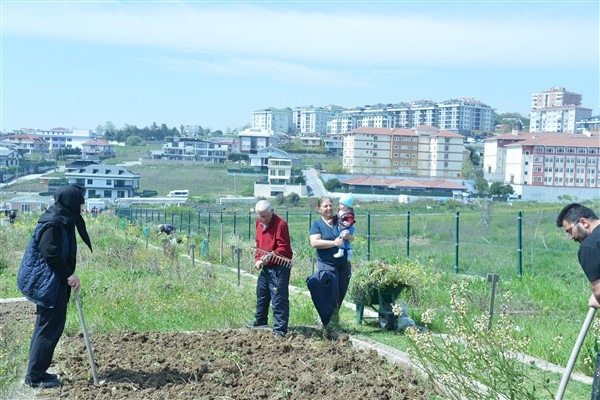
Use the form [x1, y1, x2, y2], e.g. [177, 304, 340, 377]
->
[167, 190, 189, 198]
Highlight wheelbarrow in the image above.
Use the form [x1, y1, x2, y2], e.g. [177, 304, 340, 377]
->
[353, 285, 406, 330]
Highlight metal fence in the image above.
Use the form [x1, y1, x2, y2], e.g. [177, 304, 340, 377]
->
[115, 206, 576, 278]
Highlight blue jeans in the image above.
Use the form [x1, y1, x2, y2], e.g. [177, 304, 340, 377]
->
[317, 259, 352, 312]
[254, 265, 291, 334]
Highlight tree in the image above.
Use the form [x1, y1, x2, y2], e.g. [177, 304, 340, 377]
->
[489, 182, 514, 196]
[275, 193, 286, 205]
[324, 178, 341, 191]
[287, 192, 300, 206]
[126, 135, 144, 146]
[294, 175, 306, 184]
[475, 177, 489, 193]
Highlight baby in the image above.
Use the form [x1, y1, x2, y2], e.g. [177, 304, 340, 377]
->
[334, 193, 355, 259]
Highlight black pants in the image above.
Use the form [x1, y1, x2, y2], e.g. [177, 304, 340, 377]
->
[254, 265, 291, 334]
[26, 283, 70, 381]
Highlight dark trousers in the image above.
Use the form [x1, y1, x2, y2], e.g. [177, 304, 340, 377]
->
[26, 283, 70, 381]
[318, 259, 352, 312]
[254, 265, 291, 334]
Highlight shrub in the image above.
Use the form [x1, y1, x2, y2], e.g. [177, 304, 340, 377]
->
[348, 259, 432, 304]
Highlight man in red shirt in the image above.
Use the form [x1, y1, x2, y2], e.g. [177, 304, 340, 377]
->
[247, 200, 293, 336]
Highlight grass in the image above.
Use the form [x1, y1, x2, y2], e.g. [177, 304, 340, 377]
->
[2, 155, 600, 398]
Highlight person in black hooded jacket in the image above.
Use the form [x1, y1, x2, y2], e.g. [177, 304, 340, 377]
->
[20, 185, 93, 389]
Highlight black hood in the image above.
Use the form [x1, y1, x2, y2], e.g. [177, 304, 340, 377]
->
[39, 185, 93, 252]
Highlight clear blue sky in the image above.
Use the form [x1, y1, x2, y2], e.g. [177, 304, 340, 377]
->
[1, 0, 598, 133]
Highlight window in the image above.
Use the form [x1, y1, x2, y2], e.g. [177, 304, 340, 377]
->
[87, 179, 93, 185]
[546, 147, 554, 153]
[106, 180, 112, 186]
[393, 153, 399, 157]
[394, 145, 399, 149]
[577, 148, 587, 154]
[104, 190, 111, 198]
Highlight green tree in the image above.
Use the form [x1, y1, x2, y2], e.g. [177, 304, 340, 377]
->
[126, 135, 144, 146]
[475, 177, 489, 193]
[324, 178, 341, 191]
[294, 175, 306, 184]
[287, 192, 300, 206]
[275, 193, 286, 205]
[489, 182, 514, 195]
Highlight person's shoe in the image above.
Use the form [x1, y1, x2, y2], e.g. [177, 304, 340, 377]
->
[41, 372, 59, 381]
[24, 376, 61, 389]
[272, 330, 285, 337]
[333, 248, 344, 258]
[246, 320, 269, 329]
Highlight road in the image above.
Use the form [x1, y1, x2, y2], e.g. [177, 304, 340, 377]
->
[303, 168, 328, 198]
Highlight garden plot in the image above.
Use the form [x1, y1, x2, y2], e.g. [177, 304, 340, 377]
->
[3, 299, 437, 400]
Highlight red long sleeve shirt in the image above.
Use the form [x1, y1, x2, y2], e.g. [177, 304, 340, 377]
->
[255, 213, 293, 266]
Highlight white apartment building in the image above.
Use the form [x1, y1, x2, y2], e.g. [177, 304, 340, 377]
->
[438, 98, 495, 134]
[484, 131, 600, 200]
[342, 126, 465, 178]
[529, 87, 593, 133]
[252, 108, 293, 133]
[291, 107, 332, 135]
[325, 99, 494, 134]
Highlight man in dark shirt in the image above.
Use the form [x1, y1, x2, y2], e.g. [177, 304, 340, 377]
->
[556, 203, 600, 399]
[247, 200, 293, 336]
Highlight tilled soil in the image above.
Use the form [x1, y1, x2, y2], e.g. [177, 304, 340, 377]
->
[3, 299, 436, 400]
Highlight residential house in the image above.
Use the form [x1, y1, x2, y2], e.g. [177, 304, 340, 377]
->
[81, 139, 116, 161]
[15, 128, 96, 155]
[159, 137, 229, 162]
[253, 149, 307, 198]
[1, 134, 50, 159]
[238, 128, 290, 153]
[65, 165, 141, 200]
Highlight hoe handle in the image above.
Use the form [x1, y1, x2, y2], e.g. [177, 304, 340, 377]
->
[555, 307, 596, 400]
[74, 291, 100, 386]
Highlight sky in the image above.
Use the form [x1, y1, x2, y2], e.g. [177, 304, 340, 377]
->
[1, 0, 598, 133]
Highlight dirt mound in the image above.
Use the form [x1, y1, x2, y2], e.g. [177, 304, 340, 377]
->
[4, 300, 435, 399]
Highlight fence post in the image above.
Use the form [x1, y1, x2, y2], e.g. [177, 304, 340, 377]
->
[309, 210, 312, 231]
[208, 211, 211, 239]
[454, 211, 460, 273]
[219, 223, 224, 263]
[285, 211, 288, 223]
[518, 211, 523, 278]
[188, 211, 191, 235]
[406, 211, 410, 257]
[236, 248, 242, 286]
[170, 210, 174, 225]
[248, 211, 252, 240]
[367, 211, 371, 261]
[233, 212, 237, 236]
[487, 273, 500, 329]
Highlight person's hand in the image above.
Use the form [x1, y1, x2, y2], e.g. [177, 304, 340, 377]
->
[333, 237, 344, 247]
[342, 221, 350, 227]
[339, 230, 351, 240]
[67, 274, 81, 292]
[255, 260, 263, 270]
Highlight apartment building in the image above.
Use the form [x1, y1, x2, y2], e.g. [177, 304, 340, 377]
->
[342, 126, 465, 178]
[438, 98, 495, 134]
[252, 108, 293, 133]
[291, 107, 332, 135]
[529, 87, 593, 133]
[484, 131, 600, 200]
[325, 98, 494, 134]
